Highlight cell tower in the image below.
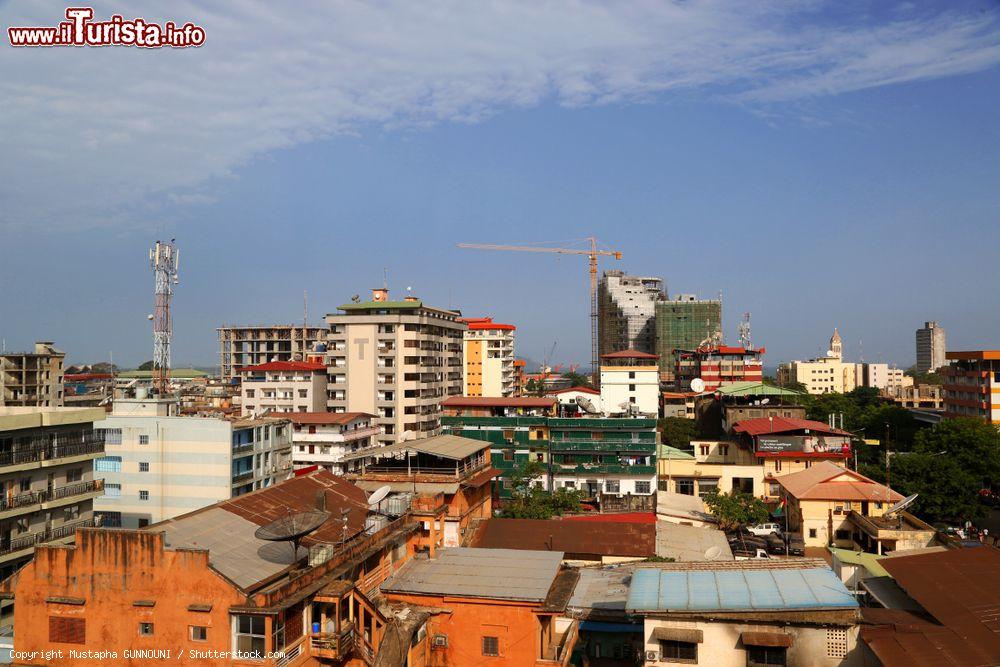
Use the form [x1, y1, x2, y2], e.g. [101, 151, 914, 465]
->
[738, 312, 752, 350]
[149, 240, 179, 395]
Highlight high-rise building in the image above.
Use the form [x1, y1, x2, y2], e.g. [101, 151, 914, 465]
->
[460, 317, 516, 397]
[93, 398, 293, 528]
[941, 350, 1000, 423]
[654, 296, 722, 379]
[325, 289, 465, 446]
[0, 342, 65, 407]
[915, 321, 946, 373]
[597, 271, 665, 358]
[216, 325, 326, 382]
[0, 406, 105, 621]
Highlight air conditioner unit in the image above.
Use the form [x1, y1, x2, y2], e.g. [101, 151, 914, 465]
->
[645, 650, 660, 663]
[432, 634, 448, 648]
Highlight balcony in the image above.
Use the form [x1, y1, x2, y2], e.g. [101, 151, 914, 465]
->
[232, 470, 255, 482]
[309, 622, 355, 661]
[0, 517, 95, 559]
[0, 434, 104, 469]
[0, 479, 104, 519]
[554, 463, 656, 475]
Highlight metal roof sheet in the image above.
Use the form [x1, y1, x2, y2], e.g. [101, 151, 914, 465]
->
[626, 564, 858, 613]
[471, 518, 655, 558]
[341, 434, 489, 462]
[381, 548, 563, 602]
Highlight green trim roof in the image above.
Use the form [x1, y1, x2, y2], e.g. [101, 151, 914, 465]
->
[716, 381, 803, 397]
[657, 444, 696, 460]
[337, 300, 423, 311]
[118, 368, 209, 379]
[828, 547, 889, 578]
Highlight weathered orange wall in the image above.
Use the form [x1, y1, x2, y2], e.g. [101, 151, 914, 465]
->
[8, 529, 246, 666]
[382, 592, 542, 666]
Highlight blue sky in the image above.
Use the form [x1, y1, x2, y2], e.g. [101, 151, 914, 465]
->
[1, 1, 998, 370]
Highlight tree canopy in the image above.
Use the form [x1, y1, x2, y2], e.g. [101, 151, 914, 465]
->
[137, 360, 155, 371]
[560, 371, 593, 389]
[499, 461, 583, 519]
[703, 489, 770, 532]
[658, 416, 697, 449]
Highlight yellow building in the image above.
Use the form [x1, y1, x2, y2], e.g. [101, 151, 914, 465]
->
[776, 461, 935, 553]
[461, 317, 516, 397]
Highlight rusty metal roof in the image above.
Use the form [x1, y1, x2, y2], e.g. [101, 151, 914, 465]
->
[868, 548, 1000, 665]
[471, 518, 656, 558]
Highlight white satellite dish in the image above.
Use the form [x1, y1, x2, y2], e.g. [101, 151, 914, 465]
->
[690, 378, 706, 393]
[367, 485, 392, 509]
[884, 493, 918, 516]
[704, 545, 722, 560]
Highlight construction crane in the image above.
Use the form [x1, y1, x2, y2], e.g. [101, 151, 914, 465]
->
[457, 237, 622, 381]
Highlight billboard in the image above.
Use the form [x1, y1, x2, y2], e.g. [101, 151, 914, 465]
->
[756, 434, 850, 455]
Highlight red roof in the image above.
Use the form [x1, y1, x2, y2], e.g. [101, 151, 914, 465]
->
[600, 349, 659, 360]
[513, 359, 527, 367]
[460, 316, 516, 331]
[64, 373, 113, 382]
[548, 386, 599, 396]
[733, 417, 851, 437]
[287, 411, 374, 425]
[471, 518, 655, 557]
[561, 512, 656, 524]
[776, 461, 903, 502]
[238, 361, 326, 373]
[662, 391, 698, 399]
[441, 396, 556, 408]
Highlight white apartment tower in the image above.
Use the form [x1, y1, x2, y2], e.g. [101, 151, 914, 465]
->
[461, 317, 516, 397]
[916, 321, 946, 373]
[597, 271, 665, 357]
[324, 289, 465, 446]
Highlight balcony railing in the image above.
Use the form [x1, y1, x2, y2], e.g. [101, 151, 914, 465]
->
[0, 518, 95, 557]
[0, 434, 104, 468]
[309, 622, 355, 660]
[0, 479, 103, 514]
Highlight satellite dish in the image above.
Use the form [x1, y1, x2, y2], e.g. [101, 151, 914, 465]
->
[884, 493, 918, 516]
[575, 396, 600, 414]
[704, 546, 722, 560]
[368, 485, 392, 509]
[690, 378, 706, 393]
[254, 510, 330, 564]
[351, 294, 361, 303]
[147, 314, 154, 320]
[760, 398, 770, 405]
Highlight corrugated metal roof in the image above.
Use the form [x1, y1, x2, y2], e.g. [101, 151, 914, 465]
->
[829, 547, 889, 578]
[381, 548, 563, 602]
[655, 521, 733, 562]
[626, 563, 858, 613]
[354, 480, 459, 494]
[776, 461, 904, 502]
[733, 416, 851, 437]
[441, 396, 556, 408]
[715, 381, 803, 397]
[340, 434, 489, 462]
[471, 518, 655, 558]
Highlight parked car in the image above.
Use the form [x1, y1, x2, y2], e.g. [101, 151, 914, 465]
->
[734, 548, 771, 561]
[747, 523, 782, 537]
[765, 533, 805, 556]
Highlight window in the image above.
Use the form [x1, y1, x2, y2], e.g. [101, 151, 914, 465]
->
[660, 640, 697, 662]
[66, 468, 82, 483]
[699, 445, 709, 456]
[536, 430, 544, 440]
[98, 428, 122, 445]
[18, 477, 30, 493]
[49, 616, 86, 644]
[826, 628, 847, 659]
[482, 636, 500, 657]
[190, 626, 208, 642]
[835, 529, 850, 541]
[139, 462, 149, 472]
[628, 384, 636, 391]
[139, 622, 154, 636]
[95, 456, 122, 473]
[502, 450, 514, 462]
[628, 371, 635, 379]
[720, 445, 729, 457]
[635, 481, 651, 494]
[245, 389, 255, 398]
[676, 479, 695, 496]
[139, 490, 149, 501]
[138, 434, 149, 445]
[563, 481, 576, 489]
[605, 480, 620, 493]
[235, 615, 266, 657]
[809, 528, 818, 538]
[747, 646, 786, 666]
[103, 483, 121, 498]
[138, 518, 149, 528]
[698, 479, 719, 498]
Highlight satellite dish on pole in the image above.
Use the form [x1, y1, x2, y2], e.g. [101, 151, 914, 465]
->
[690, 378, 706, 393]
[884, 493, 918, 516]
[704, 545, 722, 560]
[368, 485, 392, 509]
[254, 509, 330, 564]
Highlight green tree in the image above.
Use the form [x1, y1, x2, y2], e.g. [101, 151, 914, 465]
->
[500, 461, 583, 519]
[561, 371, 593, 389]
[703, 489, 770, 531]
[524, 378, 540, 396]
[137, 360, 155, 371]
[658, 416, 697, 449]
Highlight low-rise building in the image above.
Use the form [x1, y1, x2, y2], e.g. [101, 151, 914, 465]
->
[627, 560, 861, 667]
[0, 407, 105, 625]
[600, 350, 660, 417]
[675, 345, 764, 393]
[93, 398, 292, 528]
[238, 360, 328, 414]
[940, 350, 1000, 423]
[343, 434, 496, 548]
[461, 317, 517, 397]
[546, 386, 602, 416]
[775, 461, 936, 553]
[886, 382, 943, 410]
[1, 470, 418, 666]
[380, 547, 578, 666]
[0, 342, 65, 407]
[288, 411, 381, 473]
[661, 391, 697, 419]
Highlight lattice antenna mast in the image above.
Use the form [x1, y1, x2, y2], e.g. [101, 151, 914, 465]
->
[149, 240, 179, 395]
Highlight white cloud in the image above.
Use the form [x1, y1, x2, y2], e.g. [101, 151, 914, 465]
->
[0, 0, 998, 229]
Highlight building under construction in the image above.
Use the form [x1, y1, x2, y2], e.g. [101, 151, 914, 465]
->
[654, 295, 722, 379]
[597, 270, 665, 358]
[0, 342, 65, 407]
[216, 325, 326, 381]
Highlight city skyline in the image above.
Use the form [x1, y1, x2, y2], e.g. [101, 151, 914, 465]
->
[2, 1, 999, 369]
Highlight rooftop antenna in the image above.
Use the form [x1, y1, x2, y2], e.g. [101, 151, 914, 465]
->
[149, 239, 179, 396]
[303, 290, 308, 330]
[738, 312, 752, 351]
[383, 267, 388, 291]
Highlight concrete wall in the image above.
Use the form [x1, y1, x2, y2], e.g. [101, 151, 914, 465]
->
[600, 366, 659, 416]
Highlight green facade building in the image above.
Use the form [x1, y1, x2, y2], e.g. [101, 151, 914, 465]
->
[654, 297, 722, 376]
